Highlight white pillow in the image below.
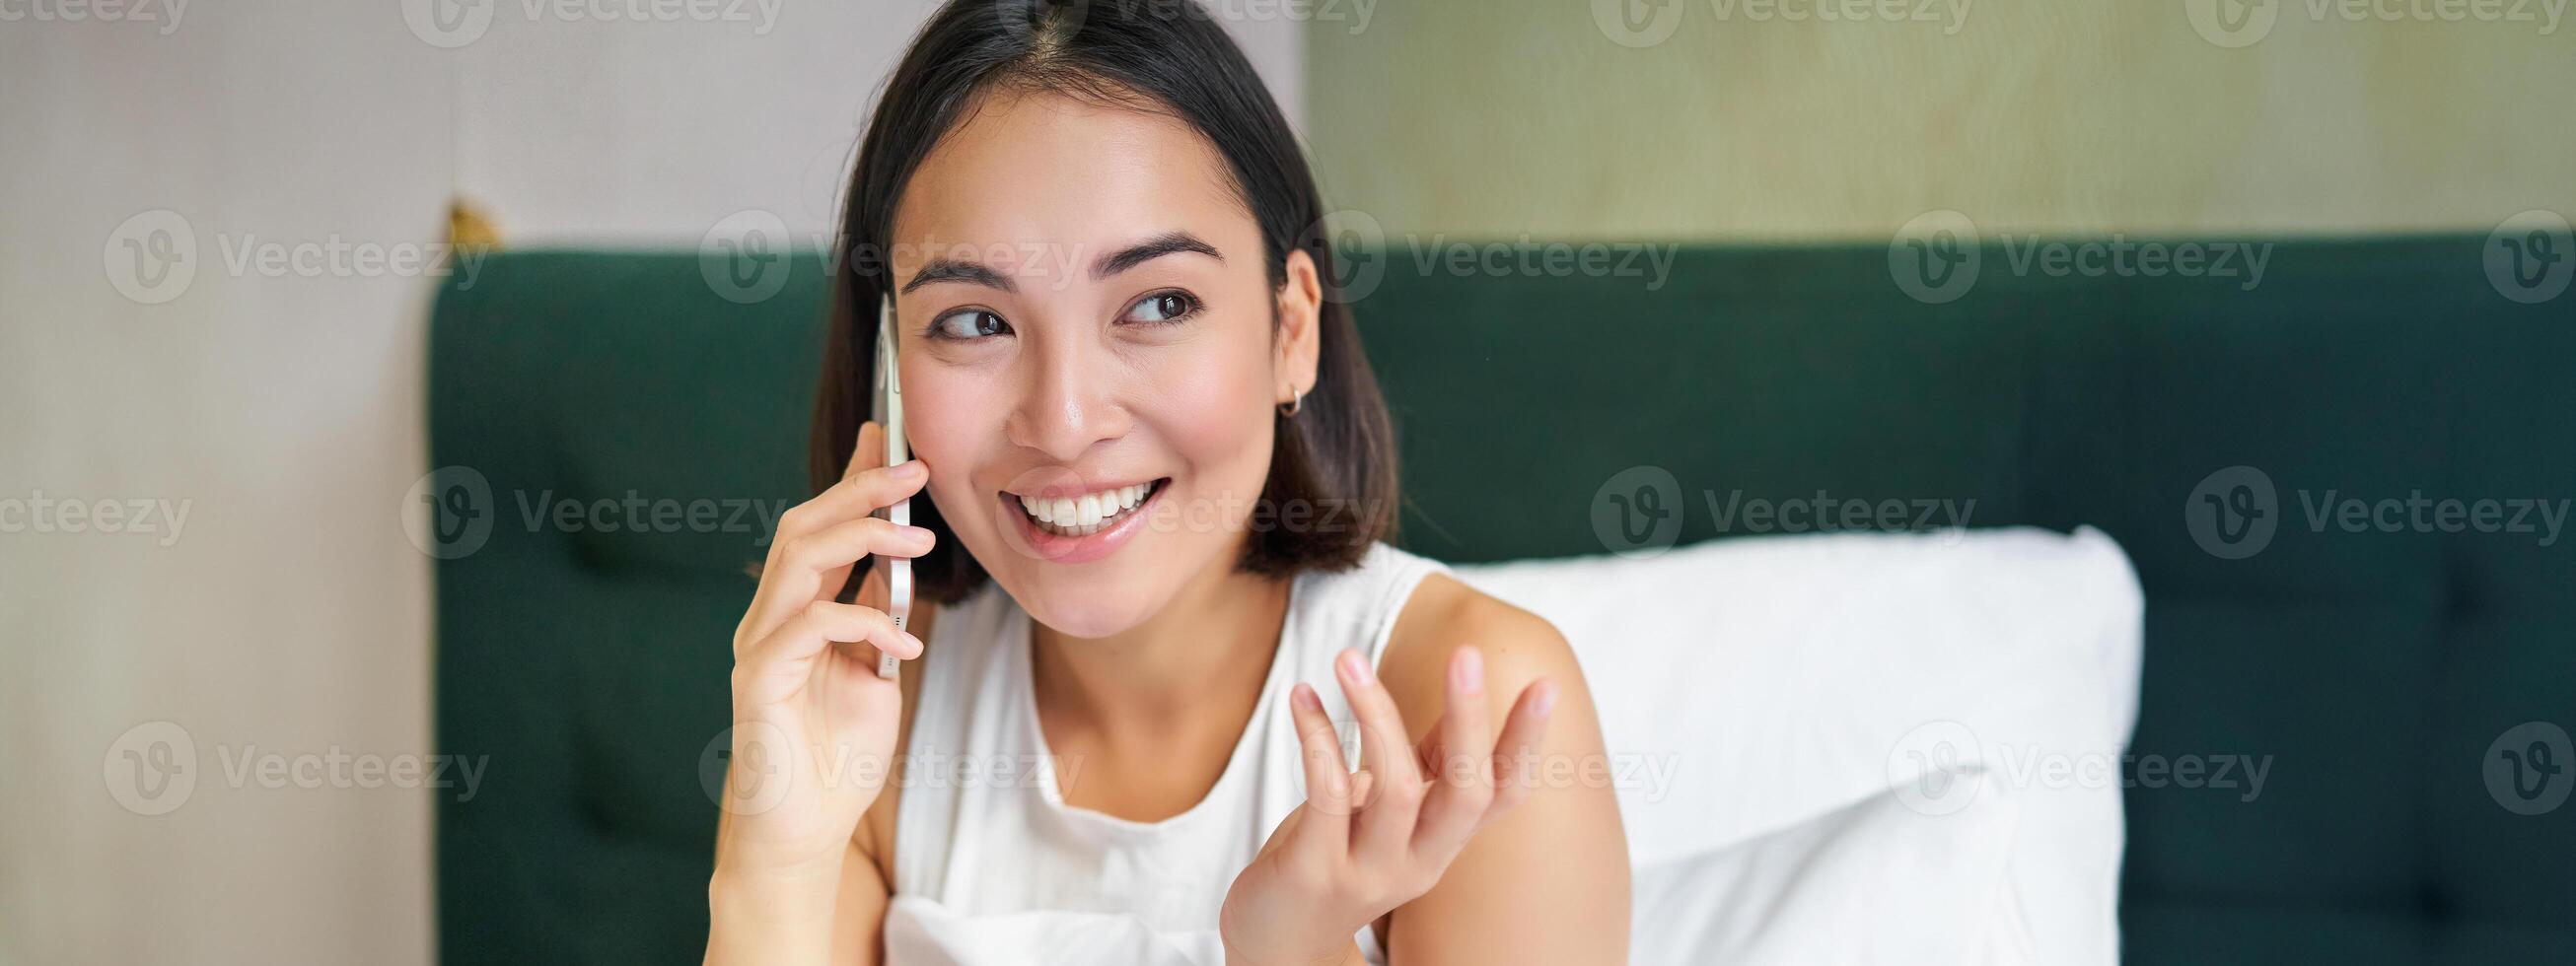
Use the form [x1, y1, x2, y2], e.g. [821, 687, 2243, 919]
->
[1452, 526, 2141, 966]
[1629, 786, 2035, 966]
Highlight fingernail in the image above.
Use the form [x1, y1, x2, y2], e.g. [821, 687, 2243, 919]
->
[903, 524, 936, 546]
[1453, 647, 1483, 694]
[1336, 649, 1372, 686]
[1531, 681, 1557, 720]
[903, 632, 926, 654]
[1293, 683, 1323, 713]
[891, 459, 926, 478]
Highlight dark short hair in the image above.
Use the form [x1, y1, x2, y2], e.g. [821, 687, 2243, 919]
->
[809, 0, 1398, 603]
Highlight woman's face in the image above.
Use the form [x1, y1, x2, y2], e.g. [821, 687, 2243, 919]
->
[889, 89, 1320, 639]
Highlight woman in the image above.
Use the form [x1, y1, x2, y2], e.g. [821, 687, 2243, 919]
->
[706, 1, 1630, 962]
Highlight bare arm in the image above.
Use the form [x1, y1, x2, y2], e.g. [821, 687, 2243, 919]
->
[826, 833, 891, 965]
[1375, 576, 1631, 964]
[704, 420, 929, 966]
[1220, 575, 1630, 966]
[708, 630, 919, 966]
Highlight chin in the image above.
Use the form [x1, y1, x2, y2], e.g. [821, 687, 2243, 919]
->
[986, 542, 1191, 640]
[1010, 577, 1169, 640]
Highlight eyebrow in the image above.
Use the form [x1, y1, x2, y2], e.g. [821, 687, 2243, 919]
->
[1091, 232, 1223, 279]
[899, 258, 1014, 295]
[896, 231, 1224, 295]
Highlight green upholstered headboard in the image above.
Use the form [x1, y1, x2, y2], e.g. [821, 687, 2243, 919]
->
[431, 239, 2575, 964]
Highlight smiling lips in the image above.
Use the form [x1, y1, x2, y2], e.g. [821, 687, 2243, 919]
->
[1013, 479, 1167, 537]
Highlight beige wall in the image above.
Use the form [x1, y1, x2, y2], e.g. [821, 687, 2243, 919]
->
[0, 4, 1306, 964]
[1306, 0, 2576, 241]
[0, 5, 451, 963]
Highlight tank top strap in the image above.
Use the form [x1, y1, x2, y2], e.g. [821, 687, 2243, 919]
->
[1279, 542, 1451, 689]
[1252, 543, 1453, 827]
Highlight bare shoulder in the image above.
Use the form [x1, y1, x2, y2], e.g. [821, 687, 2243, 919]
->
[1376, 573, 1632, 963]
[1379, 572, 1587, 728]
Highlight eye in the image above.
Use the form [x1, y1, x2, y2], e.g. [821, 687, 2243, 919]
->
[928, 309, 1011, 340]
[1121, 290, 1202, 325]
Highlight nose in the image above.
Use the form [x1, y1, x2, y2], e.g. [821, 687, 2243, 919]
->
[1002, 329, 1128, 463]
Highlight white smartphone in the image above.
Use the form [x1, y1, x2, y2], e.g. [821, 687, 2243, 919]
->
[874, 294, 913, 679]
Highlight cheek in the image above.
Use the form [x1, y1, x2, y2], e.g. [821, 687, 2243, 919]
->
[901, 366, 1001, 520]
[1142, 326, 1277, 483]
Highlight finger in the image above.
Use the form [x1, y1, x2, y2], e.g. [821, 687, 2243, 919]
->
[735, 600, 921, 707]
[1411, 646, 1497, 860]
[765, 453, 927, 563]
[1253, 806, 1305, 862]
[1287, 683, 1353, 855]
[1334, 648, 1425, 860]
[1484, 678, 1558, 820]
[849, 420, 886, 479]
[852, 553, 891, 612]
[743, 515, 933, 646]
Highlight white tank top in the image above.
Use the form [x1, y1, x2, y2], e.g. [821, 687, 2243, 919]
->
[883, 542, 1449, 965]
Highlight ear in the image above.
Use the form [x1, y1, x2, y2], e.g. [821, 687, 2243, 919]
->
[1273, 246, 1324, 406]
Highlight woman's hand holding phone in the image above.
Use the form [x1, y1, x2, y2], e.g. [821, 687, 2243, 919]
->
[1218, 645, 1557, 966]
[709, 421, 932, 940]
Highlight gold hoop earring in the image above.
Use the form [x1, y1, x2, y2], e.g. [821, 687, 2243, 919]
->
[1278, 388, 1304, 417]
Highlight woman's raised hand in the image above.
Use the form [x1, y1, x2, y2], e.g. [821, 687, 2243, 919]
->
[714, 420, 933, 879]
[1218, 645, 1556, 966]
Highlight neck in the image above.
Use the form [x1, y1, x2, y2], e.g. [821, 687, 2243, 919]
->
[1028, 556, 1293, 733]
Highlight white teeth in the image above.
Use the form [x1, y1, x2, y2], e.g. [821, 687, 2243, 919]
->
[1014, 480, 1159, 537]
